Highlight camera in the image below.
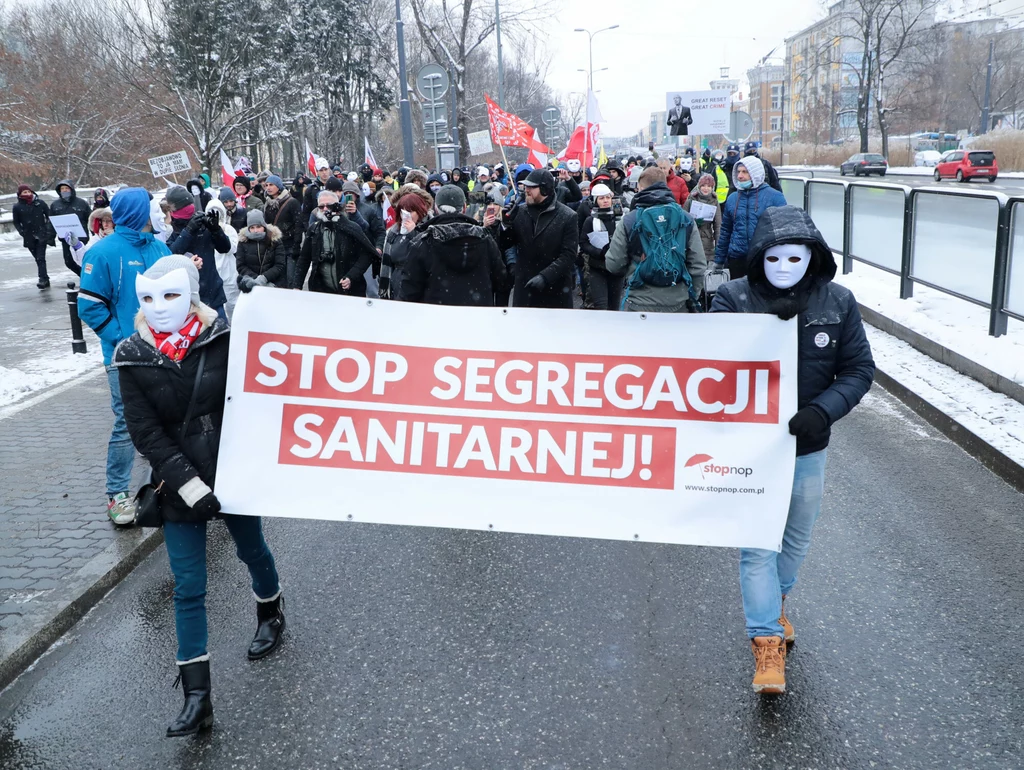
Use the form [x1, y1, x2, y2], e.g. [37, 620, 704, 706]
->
[326, 201, 345, 219]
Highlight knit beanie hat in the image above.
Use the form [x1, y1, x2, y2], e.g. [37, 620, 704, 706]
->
[164, 185, 194, 211]
[591, 183, 612, 198]
[265, 174, 284, 190]
[342, 181, 361, 196]
[232, 176, 252, 193]
[17, 184, 34, 197]
[325, 177, 343, 193]
[142, 255, 201, 304]
[247, 209, 266, 228]
[434, 184, 466, 214]
[218, 186, 237, 202]
[256, 171, 270, 182]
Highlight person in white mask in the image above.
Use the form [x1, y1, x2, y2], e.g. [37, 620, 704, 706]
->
[113, 255, 286, 737]
[711, 206, 875, 696]
[378, 188, 432, 299]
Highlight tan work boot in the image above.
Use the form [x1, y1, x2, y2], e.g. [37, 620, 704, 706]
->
[751, 636, 786, 694]
[779, 595, 795, 643]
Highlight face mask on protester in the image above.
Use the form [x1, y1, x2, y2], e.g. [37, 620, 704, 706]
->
[737, 179, 753, 190]
[400, 209, 415, 233]
[136, 268, 193, 333]
[20, 193, 33, 203]
[764, 243, 812, 290]
[248, 225, 266, 241]
[679, 158, 693, 171]
[429, 184, 441, 194]
[60, 189, 72, 201]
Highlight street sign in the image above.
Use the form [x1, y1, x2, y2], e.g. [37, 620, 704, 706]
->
[147, 150, 191, 178]
[542, 106, 561, 125]
[415, 64, 449, 101]
[726, 111, 755, 143]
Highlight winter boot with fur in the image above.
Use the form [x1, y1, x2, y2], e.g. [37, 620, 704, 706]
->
[248, 593, 285, 660]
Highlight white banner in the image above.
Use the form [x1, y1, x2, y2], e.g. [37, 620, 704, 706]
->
[467, 129, 494, 157]
[147, 150, 192, 178]
[665, 91, 732, 136]
[217, 291, 798, 550]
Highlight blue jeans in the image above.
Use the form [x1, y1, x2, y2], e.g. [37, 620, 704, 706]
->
[164, 515, 281, 661]
[739, 449, 828, 639]
[105, 366, 135, 497]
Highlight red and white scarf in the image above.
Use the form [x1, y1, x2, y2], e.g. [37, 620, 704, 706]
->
[150, 315, 202, 362]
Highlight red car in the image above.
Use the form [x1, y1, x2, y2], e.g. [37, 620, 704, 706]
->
[933, 150, 998, 183]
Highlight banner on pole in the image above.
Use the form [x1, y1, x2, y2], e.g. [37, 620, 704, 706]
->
[147, 150, 192, 178]
[217, 291, 798, 550]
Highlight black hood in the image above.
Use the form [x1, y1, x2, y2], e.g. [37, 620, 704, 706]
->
[745, 206, 836, 290]
[424, 213, 490, 273]
[55, 179, 77, 199]
[632, 182, 676, 208]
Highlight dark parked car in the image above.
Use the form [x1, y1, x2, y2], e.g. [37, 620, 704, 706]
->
[933, 150, 998, 183]
[840, 153, 888, 177]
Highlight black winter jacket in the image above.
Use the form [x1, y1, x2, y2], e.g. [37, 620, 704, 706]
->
[12, 196, 54, 248]
[501, 196, 579, 308]
[263, 190, 303, 262]
[579, 207, 618, 273]
[399, 213, 508, 306]
[114, 307, 230, 523]
[236, 224, 286, 285]
[379, 225, 416, 300]
[167, 216, 229, 310]
[711, 206, 875, 455]
[301, 180, 327, 225]
[50, 180, 91, 265]
[226, 205, 247, 232]
[295, 213, 377, 294]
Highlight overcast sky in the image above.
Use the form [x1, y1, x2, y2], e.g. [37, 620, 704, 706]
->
[543, 0, 827, 137]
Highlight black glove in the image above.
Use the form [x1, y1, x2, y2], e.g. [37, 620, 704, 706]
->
[205, 209, 220, 231]
[192, 492, 221, 517]
[788, 406, 828, 439]
[238, 275, 257, 293]
[378, 278, 390, 299]
[186, 215, 204, 235]
[525, 274, 546, 293]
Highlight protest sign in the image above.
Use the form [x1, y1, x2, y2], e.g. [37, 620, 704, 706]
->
[467, 130, 494, 157]
[48, 214, 87, 241]
[217, 291, 798, 549]
[665, 91, 731, 136]
[147, 150, 192, 178]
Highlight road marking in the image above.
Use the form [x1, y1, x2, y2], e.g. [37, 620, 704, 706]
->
[0, 367, 105, 421]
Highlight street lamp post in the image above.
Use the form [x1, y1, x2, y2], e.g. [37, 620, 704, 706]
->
[573, 25, 617, 166]
[573, 25, 618, 92]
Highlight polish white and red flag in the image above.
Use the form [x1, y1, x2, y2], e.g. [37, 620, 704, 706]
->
[365, 137, 378, 170]
[220, 148, 237, 186]
[485, 94, 552, 166]
[382, 191, 397, 229]
[305, 139, 318, 176]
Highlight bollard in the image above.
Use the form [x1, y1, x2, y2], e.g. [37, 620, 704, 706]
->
[66, 281, 88, 354]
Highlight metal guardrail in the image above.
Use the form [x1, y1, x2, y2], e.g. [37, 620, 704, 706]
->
[777, 175, 1019, 337]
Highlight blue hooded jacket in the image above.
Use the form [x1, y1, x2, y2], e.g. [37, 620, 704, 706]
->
[78, 188, 172, 365]
[714, 155, 788, 264]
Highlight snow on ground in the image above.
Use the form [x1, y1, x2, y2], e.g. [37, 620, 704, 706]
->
[0, 347, 102, 408]
[865, 324, 1024, 467]
[835, 261, 1024, 388]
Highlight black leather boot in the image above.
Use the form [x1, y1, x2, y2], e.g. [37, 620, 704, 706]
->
[166, 659, 214, 737]
[248, 594, 285, 660]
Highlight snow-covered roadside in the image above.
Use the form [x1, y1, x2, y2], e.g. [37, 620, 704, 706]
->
[866, 325, 1024, 468]
[0, 347, 103, 408]
[835, 262, 1024, 388]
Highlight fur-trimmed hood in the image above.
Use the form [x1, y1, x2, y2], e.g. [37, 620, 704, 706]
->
[393, 184, 433, 208]
[88, 206, 112, 230]
[238, 223, 282, 243]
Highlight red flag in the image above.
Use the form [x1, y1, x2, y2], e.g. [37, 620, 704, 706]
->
[220, 149, 236, 187]
[485, 95, 550, 154]
[382, 193, 397, 230]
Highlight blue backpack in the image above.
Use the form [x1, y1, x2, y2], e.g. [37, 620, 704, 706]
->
[622, 204, 699, 307]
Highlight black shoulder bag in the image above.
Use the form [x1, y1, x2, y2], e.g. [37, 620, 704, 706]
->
[134, 348, 208, 528]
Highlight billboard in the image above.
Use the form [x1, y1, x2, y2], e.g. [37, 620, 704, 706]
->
[665, 91, 732, 136]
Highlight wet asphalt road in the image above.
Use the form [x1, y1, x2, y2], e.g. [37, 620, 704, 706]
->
[0, 386, 1022, 769]
[801, 169, 1024, 194]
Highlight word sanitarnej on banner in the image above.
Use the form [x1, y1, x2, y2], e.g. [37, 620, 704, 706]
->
[217, 291, 798, 550]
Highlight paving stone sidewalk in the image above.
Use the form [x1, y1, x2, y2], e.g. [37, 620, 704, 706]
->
[0, 370, 160, 689]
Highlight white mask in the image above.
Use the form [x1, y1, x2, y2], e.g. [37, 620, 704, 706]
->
[679, 157, 693, 171]
[136, 268, 193, 332]
[763, 243, 812, 289]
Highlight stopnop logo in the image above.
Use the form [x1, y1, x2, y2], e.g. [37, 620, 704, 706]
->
[684, 453, 754, 479]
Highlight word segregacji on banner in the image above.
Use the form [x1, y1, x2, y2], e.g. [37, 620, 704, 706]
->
[216, 291, 798, 549]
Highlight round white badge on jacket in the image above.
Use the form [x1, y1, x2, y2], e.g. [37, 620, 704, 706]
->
[814, 332, 830, 348]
